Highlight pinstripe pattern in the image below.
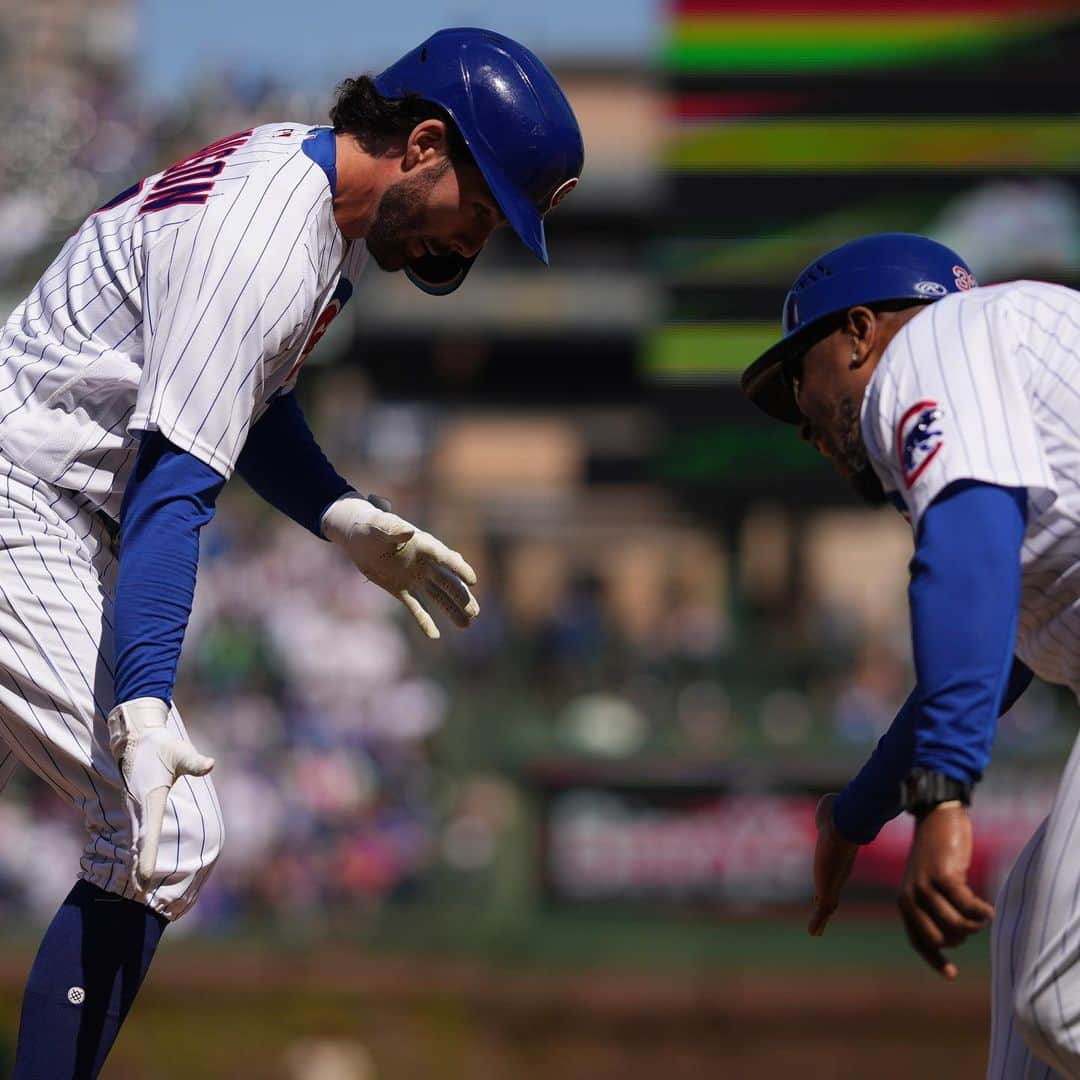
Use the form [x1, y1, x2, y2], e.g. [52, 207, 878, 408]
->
[861, 281, 1080, 1076]
[0, 741, 14, 792]
[0, 123, 367, 521]
[864, 282, 1080, 692]
[0, 455, 222, 917]
[990, 819, 1049, 1078]
[987, 734, 1080, 1078]
[0, 129, 358, 920]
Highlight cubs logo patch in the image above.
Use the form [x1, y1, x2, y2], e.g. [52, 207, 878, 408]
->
[896, 400, 945, 489]
[953, 265, 978, 291]
[546, 177, 578, 214]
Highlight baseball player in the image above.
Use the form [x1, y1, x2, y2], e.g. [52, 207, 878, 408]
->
[0, 27, 583, 1078]
[741, 233, 1080, 1076]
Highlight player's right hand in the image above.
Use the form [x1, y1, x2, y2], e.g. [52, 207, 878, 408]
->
[898, 801, 994, 980]
[321, 492, 479, 640]
[808, 792, 860, 937]
[108, 698, 215, 894]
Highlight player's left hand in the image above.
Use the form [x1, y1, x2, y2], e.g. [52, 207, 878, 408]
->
[321, 492, 479, 639]
[898, 802, 994, 980]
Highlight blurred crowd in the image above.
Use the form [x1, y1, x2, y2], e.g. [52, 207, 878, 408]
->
[0, 51, 1074, 932]
[0, 367, 1072, 930]
[0, 62, 333, 296]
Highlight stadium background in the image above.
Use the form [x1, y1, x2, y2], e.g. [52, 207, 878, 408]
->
[0, 0, 1078, 1076]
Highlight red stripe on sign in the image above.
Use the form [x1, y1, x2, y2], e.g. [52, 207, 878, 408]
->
[670, 91, 812, 120]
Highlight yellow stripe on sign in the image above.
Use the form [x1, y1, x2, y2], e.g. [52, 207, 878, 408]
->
[670, 13, 1040, 46]
[666, 119, 1080, 171]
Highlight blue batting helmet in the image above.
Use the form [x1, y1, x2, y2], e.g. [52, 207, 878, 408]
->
[374, 27, 585, 295]
[741, 232, 977, 423]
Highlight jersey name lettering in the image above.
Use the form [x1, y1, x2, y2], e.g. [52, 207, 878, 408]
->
[140, 130, 255, 214]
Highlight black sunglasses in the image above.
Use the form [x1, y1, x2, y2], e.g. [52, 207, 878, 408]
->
[777, 314, 849, 397]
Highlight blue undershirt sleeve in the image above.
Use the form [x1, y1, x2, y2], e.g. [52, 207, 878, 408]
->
[235, 392, 353, 538]
[113, 432, 226, 707]
[832, 481, 1028, 844]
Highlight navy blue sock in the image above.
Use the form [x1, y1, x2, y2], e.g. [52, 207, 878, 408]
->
[15, 880, 168, 1079]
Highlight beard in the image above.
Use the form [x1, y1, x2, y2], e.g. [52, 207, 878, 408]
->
[834, 396, 888, 506]
[365, 162, 449, 272]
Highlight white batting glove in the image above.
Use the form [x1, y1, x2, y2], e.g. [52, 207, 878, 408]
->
[107, 697, 214, 893]
[321, 492, 479, 639]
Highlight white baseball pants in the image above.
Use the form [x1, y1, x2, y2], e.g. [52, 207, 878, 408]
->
[0, 455, 222, 919]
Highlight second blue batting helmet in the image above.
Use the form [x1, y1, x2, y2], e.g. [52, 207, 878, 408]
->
[741, 232, 978, 423]
[374, 27, 585, 295]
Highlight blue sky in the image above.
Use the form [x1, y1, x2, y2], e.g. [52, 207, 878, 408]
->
[137, 0, 657, 102]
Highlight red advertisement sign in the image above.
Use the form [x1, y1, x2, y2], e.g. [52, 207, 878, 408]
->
[542, 779, 1052, 909]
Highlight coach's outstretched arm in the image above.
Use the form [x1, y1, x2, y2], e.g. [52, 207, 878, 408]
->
[895, 480, 1025, 978]
[810, 481, 1031, 966]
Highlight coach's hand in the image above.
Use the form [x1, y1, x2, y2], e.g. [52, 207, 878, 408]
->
[322, 492, 479, 640]
[899, 802, 994, 980]
[808, 793, 860, 937]
[108, 698, 214, 893]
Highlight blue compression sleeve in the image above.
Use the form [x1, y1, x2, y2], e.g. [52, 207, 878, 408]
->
[833, 657, 1032, 843]
[235, 392, 352, 537]
[113, 433, 225, 706]
[832, 481, 1029, 844]
[909, 482, 1026, 781]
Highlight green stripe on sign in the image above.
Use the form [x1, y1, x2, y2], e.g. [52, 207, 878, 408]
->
[663, 16, 1040, 73]
[644, 324, 778, 378]
[655, 427, 824, 482]
[666, 119, 1080, 171]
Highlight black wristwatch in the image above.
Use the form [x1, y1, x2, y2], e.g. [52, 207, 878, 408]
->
[900, 767, 973, 818]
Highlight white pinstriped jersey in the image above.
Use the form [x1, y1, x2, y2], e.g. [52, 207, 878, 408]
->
[0, 123, 367, 521]
[862, 281, 1080, 694]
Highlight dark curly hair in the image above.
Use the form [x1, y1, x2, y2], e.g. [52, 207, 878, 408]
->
[329, 75, 473, 163]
